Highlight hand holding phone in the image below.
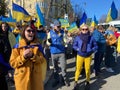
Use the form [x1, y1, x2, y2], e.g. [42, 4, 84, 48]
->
[23, 48, 34, 59]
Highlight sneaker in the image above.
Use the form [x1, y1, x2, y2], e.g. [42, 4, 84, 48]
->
[106, 68, 114, 73]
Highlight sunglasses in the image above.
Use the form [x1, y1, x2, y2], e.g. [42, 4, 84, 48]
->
[57, 26, 61, 28]
[26, 29, 35, 33]
[82, 28, 88, 31]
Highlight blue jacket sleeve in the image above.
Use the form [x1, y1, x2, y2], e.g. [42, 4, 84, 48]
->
[93, 30, 106, 44]
[91, 37, 98, 52]
[73, 36, 79, 51]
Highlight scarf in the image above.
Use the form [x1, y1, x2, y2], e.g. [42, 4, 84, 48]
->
[79, 32, 90, 53]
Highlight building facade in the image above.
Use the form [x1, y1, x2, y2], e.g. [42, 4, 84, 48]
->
[5, 0, 74, 23]
[5, 0, 48, 15]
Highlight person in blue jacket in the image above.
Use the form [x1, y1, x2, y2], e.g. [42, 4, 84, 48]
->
[73, 24, 98, 89]
[46, 20, 70, 87]
[92, 25, 107, 77]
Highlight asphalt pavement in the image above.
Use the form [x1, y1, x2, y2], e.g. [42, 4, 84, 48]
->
[8, 55, 120, 90]
[45, 55, 120, 90]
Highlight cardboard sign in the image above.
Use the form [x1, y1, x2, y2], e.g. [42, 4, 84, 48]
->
[59, 19, 70, 28]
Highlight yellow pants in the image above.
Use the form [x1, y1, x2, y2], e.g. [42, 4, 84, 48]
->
[75, 55, 92, 82]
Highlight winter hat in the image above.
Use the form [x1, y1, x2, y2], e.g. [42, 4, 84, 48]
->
[53, 20, 61, 26]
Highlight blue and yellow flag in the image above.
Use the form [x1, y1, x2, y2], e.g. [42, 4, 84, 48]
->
[106, 1, 118, 23]
[35, 3, 45, 28]
[67, 22, 78, 33]
[79, 12, 87, 27]
[0, 11, 16, 27]
[59, 18, 70, 28]
[12, 3, 31, 22]
[91, 15, 98, 27]
[1, 17, 16, 27]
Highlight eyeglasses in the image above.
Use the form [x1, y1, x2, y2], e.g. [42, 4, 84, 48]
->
[82, 28, 88, 31]
[26, 29, 35, 33]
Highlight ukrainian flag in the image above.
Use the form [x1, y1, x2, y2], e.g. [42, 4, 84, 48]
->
[1, 10, 16, 27]
[12, 3, 31, 22]
[91, 15, 98, 27]
[106, 1, 118, 23]
[67, 22, 78, 33]
[79, 12, 87, 27]
[35, 3, 45, 28]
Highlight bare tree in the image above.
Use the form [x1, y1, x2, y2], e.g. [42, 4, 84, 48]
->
[99, 14, 107, 23]
[0, 0, 7, 16]
[117, 8, 120, 20]
[46, 0, 73, 19]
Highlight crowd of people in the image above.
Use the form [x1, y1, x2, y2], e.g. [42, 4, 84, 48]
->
[0, 19, 120, 90]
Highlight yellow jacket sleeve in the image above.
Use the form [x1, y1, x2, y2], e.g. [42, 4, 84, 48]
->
[10, 48, 28, 68]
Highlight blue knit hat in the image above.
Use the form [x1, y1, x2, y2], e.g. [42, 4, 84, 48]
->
[53, 20, 61, 26]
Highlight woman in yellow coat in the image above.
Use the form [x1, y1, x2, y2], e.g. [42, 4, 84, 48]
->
[10, 25, 47, 90]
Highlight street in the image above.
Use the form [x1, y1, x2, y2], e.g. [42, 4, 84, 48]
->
[45, 56, 120, 90]
[8, 55, 120, 90]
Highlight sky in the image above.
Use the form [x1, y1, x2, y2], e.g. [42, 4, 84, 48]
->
[70, 0, 120, 20]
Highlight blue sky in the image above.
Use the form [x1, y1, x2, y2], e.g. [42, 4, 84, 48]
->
[70, 0, 120, 20]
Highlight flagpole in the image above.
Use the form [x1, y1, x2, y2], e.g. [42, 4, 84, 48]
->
[11, 0, 13, 17]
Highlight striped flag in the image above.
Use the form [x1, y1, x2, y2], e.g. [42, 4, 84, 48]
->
[79, 12, 87, 27]
[106, 1, 118, 22]
[35, 3, 45, 28]
[12, 2, 31, 22]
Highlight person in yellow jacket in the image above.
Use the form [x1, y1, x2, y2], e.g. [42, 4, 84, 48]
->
[10, 25, 47, 90]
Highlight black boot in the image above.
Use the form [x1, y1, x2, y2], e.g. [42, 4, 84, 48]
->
[52, 79, 59, 87]
[60, 75, 70, 87]
[85, 81, 90, 90]
[73, 81, 78, 90]
[52, 72, 60, 87]
[64, 78, 70, 87]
